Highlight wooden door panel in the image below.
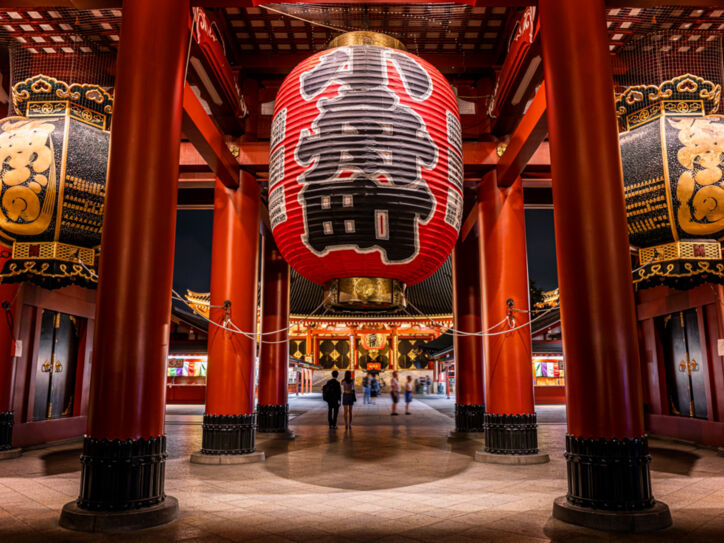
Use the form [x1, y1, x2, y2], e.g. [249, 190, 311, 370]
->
[683, 309, 708, 419]
[48, 313, 79, 419]
[32, 310, 56, 421]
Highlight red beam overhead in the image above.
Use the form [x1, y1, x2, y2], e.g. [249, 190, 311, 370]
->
[178, 140, 517, 170]
[182, 82, 240, 189]
[496, 82, 548, 187]
[11, 1, 718, 8]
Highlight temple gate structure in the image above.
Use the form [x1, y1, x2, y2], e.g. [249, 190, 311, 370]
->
[2, 0, 724, 536]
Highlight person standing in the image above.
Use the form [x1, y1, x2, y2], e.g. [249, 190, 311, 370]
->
[362, 373, 370, 404]
[323, 370, 342, 429]
[390, 371, 400, 416]
[341, 370, 356, 428]
[404, 375, 414, 415]
[369, 373, 380, 405]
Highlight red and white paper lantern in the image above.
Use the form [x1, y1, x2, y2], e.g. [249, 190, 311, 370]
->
[269, 36, 462, 295]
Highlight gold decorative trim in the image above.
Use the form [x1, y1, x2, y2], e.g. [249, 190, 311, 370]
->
[616, 74, 721, 129]
[639, 240, 721, 263]
[633, 260, 724, 285]
[328, 31, 406, 51]
[12, 74, 113, 127]
[0, 260, 97, 283]
[11, 241, 95, 266]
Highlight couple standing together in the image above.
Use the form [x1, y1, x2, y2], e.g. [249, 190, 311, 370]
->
[324, 371, 413, 429]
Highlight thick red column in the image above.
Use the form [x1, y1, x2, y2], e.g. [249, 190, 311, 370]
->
[0, 253, 19, 452]
[61, 0, 188, 525]
[257, 236, 292, 435]
[540, 0, 669, 524]
[477, 175, 539, 456]
[201, 174, 260, 454]
[451, 231, 485, 434]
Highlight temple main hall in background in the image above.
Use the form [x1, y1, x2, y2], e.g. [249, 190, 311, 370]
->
[1, 1, 724, 541]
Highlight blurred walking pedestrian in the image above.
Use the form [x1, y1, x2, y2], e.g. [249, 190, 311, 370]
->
[322, 370, 341, 429]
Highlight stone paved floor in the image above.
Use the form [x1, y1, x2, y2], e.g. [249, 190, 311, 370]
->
[2, 395, 724, 542]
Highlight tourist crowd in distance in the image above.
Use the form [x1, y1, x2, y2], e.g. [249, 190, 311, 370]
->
[322, 370, 416, 428]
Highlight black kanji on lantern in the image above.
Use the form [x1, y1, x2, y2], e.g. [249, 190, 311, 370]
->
[296, 46, 438, 263]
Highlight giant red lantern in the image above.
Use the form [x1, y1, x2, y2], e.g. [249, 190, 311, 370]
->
[270, 32, 462, 310]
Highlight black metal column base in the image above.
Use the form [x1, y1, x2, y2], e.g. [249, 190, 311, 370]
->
[1, 410, 15, 451]
[76, 435, 168, 511]
[564, 434, 658, 511]
[484, 413, 539, 454]
[256, 404, 291, 434]
[552, 496, 672, 533]
[59, 495, 178, 533]
[454, 403, 485, 433]
[200, 413, 256, 454]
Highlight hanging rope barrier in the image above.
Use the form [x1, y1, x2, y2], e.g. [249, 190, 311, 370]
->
[78, 258, 331, 343]
[77, 256, 595, 342]
[404, 298, 558, 338]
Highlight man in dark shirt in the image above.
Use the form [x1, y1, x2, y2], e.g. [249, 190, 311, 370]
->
[324, 370, 342, 429]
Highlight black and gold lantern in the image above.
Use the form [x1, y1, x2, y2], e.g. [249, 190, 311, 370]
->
[0, 75, 112, 289]
[617, 74, 724, 289]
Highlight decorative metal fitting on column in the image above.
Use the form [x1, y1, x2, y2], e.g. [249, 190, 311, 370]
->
[564, 434, 655, 511]
[256, 404, 289, 433]
[0, 410, 14, 450]
[454, 404, 485, 433]
[77, 436, 167, 511]
[201, 413, 256, 454]
[484, 413, 539, 454]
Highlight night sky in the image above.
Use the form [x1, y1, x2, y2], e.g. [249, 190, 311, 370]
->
[172, 208, 559, 296]
[172, 210, 213, 298]
[524, 209, 559, 291]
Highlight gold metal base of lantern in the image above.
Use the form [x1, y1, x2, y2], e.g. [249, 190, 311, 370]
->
[639, 240, 722, 264]
[328, 31, 405, 51]
[11, 241, 95, 266]
[323, 277, 406, 312]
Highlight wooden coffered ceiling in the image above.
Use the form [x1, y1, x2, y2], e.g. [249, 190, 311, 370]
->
[0, 5, 722, 73]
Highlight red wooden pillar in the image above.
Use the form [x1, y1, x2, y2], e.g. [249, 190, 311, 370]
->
[198, 174, 262, 458]
[0, 258, 19, 454]
[477, 175, 543, 460]
[451, 231, 485, 434]
[540, 0, 670, 529]
[59, 0, 188, 530]
[257, 237, 292, 436]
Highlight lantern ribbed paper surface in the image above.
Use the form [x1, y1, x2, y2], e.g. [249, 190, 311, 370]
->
[269, 42, 462, 288]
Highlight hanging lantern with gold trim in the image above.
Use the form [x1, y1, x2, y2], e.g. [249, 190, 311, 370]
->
[269, 32, 463, 311]
[617, 74, 724, 289]
[0, 75, 112, 289]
